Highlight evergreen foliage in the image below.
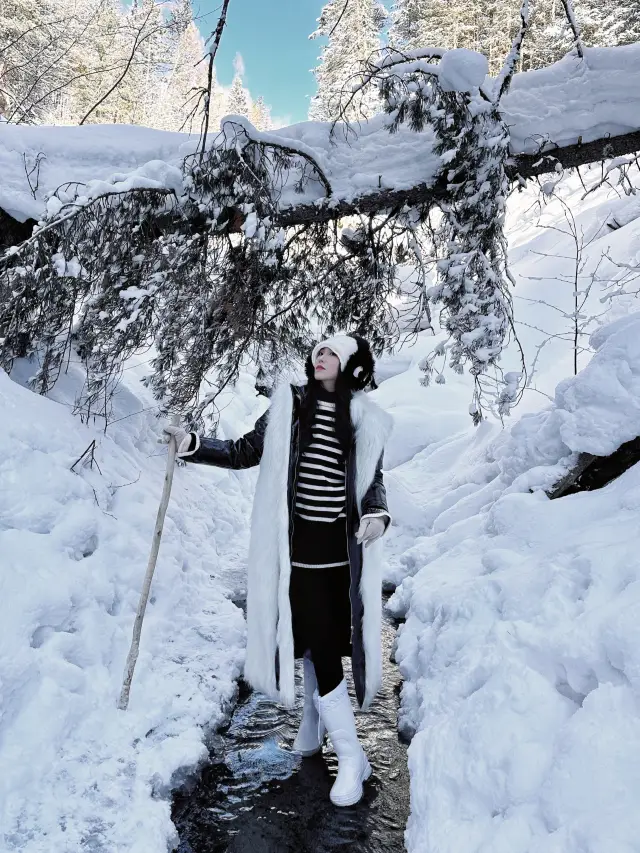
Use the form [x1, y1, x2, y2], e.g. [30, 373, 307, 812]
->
[226, 73, 251, 118]
[0, 0, 272, 132]
[309, 0, 388, 121]
[0, 117, 406, 426]
[5, 0, 634, 425]
[389, 0, 640, 74]
[368, 46, 517, 419]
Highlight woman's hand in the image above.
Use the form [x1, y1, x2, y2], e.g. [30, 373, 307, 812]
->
[162, 424, 198, 458]
[356, 516, 387, 548]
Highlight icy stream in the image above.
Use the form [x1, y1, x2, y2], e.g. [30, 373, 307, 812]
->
[172, 596, 409, 852]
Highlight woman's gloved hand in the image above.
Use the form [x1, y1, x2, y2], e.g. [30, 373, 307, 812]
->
[161, 424, 198, 458]
[355, 516, 387, 548]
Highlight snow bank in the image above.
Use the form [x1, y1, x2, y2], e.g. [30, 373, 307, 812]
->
[0, 124, 196, 223]
[502, 44, 640, 154]
[0, 359, 265, 852]
[385, 312, 640, 853]
[3, 43, 640, 226]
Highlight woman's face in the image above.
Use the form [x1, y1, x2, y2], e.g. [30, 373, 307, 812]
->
[314, 347, 340, 382]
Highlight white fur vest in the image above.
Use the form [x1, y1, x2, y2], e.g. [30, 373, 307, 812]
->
[243, 380, 393, 710]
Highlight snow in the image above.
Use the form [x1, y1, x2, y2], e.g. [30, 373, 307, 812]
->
[438, 49, 489, 93]
[377, 170, 640, 852]
[3, 44, 640, 226]
[0, 124, 197, 223]
[0, 357, 267, 852]
[377, 313, 640, 849]
[501, 44, 640, 154]
[3, 46, 640, 852]
[387, 418, 640, 851]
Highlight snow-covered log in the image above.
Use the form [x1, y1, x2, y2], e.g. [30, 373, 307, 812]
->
[1, 45, 640, 233]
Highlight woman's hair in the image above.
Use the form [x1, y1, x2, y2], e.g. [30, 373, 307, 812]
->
[298, 334, 375, 455]
[299, 369, 354, 455]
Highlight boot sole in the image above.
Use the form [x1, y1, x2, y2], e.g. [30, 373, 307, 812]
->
[296, 744, 323, 757]
[330, 760, 372, 807]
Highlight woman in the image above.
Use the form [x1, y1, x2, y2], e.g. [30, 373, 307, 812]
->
[164, 334, 392, 806]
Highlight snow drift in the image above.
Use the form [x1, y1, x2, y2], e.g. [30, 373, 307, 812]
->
[386, 312, 640, 853]
[0, 362, 266, 852]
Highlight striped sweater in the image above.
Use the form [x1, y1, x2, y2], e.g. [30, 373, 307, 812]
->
[294, 397, 346, 523]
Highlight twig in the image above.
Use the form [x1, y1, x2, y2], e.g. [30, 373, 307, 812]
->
[22, 152, 46, 199]
[494, 0, 530, 102]
[111, 471, 142, 492]
[70, 439, 101, 474]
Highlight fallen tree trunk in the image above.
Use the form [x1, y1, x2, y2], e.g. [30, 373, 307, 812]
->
[279, 128, 640, 227]
[547, 436, 640, 500]
[2, 128, 640, 247]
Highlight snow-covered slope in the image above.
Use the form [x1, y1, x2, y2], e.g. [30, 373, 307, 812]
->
[384, 314, 640, 852]
[0, 361, 266, 853]
[378, 169, 640, 852]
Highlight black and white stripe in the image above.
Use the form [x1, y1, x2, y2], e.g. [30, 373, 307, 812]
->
[295, 400, 346, 524]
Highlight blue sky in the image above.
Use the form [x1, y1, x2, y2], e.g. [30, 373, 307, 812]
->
[196, 0, 327, 125]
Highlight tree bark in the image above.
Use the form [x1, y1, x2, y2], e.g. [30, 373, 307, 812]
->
[545, 453, 597, 500]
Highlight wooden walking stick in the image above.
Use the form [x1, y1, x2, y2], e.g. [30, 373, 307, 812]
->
[118, 415, 181, 710]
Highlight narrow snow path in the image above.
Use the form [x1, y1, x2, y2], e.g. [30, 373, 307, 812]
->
[172, 597, 409, 853]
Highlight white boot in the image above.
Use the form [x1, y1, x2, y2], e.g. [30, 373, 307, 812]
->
[318, 678, 372, 806]
[292, 656, 326, 757]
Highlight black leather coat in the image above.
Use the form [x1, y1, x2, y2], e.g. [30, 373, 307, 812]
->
[187, 384, 389, 707]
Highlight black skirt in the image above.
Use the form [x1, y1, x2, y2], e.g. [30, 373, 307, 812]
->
[289, 516, 352, 659]
[290, 514, 349, 568]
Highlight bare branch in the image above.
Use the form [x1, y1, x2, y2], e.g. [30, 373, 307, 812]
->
[559, 0, 585, 59]
[494, 0, 530, 102]
[199, 0, 232, 163]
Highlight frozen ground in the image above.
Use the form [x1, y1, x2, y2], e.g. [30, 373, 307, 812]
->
[2, 44, 640, 225]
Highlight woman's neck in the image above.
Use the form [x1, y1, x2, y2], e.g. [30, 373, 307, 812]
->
[320, 378, 336, 393]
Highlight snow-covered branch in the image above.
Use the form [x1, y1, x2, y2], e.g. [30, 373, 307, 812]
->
[493, 0, 530, 103]
[560, 0, 585, 59]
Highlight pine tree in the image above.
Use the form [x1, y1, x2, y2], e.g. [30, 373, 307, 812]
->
[250, 95, 272, 130]
[226, 59, 251, 117]
[111, 0, 172, 126]
[61, 0, 125, 125]
[390, 0, 524, 74]
[390, 0, 640, 75]
[159, 19, 209, 131]
[577, 0, 640, 48]
[309, 0, 387, 122]
[389, 0, 454, 51]
[0, 0, 77, 122]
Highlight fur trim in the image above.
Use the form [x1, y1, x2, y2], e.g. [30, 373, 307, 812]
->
[243, 382, 393, 710]
[351, 391, 393, 709]
[244, 381, 294, 704]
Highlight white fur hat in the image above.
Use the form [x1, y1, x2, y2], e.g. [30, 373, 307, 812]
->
[311, 335, 359, 371]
